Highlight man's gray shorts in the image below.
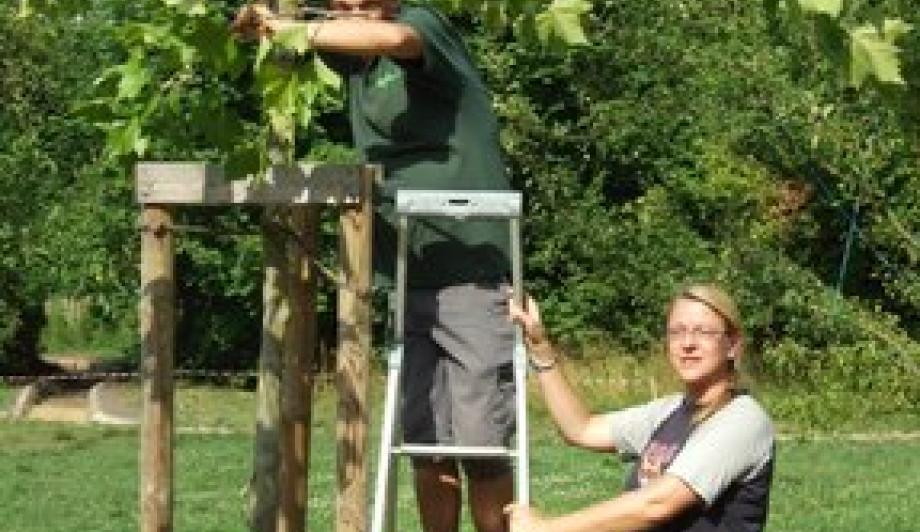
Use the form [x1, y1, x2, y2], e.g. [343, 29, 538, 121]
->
[401, 283, 516, 478]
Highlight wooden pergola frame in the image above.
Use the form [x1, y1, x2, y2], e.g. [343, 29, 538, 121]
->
[137, 162, 377, 532]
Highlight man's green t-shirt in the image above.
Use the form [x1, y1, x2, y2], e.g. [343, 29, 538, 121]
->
[333, 5, 512, 288]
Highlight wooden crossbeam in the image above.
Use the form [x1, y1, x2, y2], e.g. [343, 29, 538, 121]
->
[136, 162, 374, 205]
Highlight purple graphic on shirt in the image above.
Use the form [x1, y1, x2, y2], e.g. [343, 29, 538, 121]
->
[638, 440, 682, 486]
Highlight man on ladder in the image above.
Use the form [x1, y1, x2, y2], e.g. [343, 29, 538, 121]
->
[234, 1, 520, 530]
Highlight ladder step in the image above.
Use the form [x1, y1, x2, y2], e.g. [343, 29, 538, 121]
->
[394, 444, 517, 459]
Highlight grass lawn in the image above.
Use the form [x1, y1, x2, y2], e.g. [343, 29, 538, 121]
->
[2, 378, 920, 531]
[0, 383, 12, 410]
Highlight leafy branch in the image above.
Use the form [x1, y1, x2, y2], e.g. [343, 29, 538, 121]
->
[769, 0, 914, 89]
[31, 0, 594, 174]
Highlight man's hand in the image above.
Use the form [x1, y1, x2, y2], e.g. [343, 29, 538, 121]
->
[231, 3, 276, 40]
[505, 503, 551, 532]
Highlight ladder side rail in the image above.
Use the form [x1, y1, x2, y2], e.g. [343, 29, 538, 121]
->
[394, 215, 408, 345]
[386, 215, 410, 532]
[510, 216, 529, 505]
[370, 346, 403, 532]
[370, 215, 410, 532]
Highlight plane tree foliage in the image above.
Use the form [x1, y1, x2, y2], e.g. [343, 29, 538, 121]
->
[2, 0, 592, 370]
[4, 0, 920, 420]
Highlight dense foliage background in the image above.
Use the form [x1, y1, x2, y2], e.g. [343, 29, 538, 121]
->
[475, 0, 920, 422]
[2, 1, 918, 422]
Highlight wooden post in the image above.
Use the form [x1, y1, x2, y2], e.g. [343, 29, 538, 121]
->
[140, 205, 176, 532]
[255, 0, 299, 526]
[278, 207, 319, 532]
[250, 209, 289, 532]
[335, 169, 374, 532]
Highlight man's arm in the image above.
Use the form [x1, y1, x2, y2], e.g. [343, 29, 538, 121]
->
[304, 18, 422, 59]
[233, 4, 422, 59]
[508, 474, 701, 532]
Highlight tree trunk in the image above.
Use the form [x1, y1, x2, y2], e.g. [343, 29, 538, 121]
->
[278, 207, 319, 532]
[249, 209, 288, 532]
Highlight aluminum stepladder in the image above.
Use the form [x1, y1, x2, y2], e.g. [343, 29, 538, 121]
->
[370, 190, 529, 532]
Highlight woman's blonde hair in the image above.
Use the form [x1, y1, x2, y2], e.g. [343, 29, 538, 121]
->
[668, 283, 743, 337]
[667, 283, 745, 424]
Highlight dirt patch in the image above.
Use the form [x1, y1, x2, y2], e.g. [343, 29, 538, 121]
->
[12, 355, 137, 424]
[27, 391, 89, 423]
[89, 382, 140, 425]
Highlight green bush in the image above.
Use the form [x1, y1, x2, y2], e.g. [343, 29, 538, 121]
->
[0, 8, 110, 370]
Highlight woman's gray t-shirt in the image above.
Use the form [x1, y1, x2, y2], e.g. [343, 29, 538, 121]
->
[605, 394, 775, 531]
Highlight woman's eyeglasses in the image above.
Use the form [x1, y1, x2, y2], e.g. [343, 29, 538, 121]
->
[665, 327, 726, 342]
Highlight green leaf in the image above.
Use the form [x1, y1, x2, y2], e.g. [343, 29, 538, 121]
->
[849, 23, 906, 87]
[534, 12, 552, 43]
[254, 37, 272, 72]
[512, 12, 540, 45]
[224, 35, 243, 75]
[882, 19, 913, 44]
[416, 0, 591, 47]
[116, 54, 150, 101]
[296, 100, 315, 131]
[257, 62, 299, 147]
[71, 98, 117, 123]
[163, 0, 207, 17]
[135, 23, 171, 46]
[536, 0, 591, 46]
[314, 55, 341, 90]
[105, 118, 147, 158]
[186, 17, 231, 72]
[92, 65, 122, 91]
[273, 26, 312, 55]
[134, 135, 150, 156]
[258, 64, 294, 108]
[17, 0, 32, 18]
[225, 141, 262, 178]
[482, 2, 507, 33]
[797, 0, 843, 18]
[268, 109, 295, 146]
[178, 42, 197, 67]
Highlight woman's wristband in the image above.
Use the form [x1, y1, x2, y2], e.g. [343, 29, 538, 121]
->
[527, 341, 558, 373]
[529, 356, 557, 373]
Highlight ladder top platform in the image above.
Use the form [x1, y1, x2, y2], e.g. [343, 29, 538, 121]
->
[396, 190, 522, 219]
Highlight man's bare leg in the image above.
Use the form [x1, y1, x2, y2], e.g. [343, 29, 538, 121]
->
[414, 458, 461, 532]
[469, 471, 513, 532]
